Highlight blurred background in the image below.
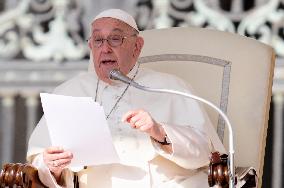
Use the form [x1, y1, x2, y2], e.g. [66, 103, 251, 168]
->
[0, 0, 283, 187]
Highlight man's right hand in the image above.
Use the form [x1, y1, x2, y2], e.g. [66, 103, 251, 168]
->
[43, 146, 73, 181]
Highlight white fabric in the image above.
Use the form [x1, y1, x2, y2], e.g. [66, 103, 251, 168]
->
[27, 64, 225, 187]
[93, 9, 139, 32]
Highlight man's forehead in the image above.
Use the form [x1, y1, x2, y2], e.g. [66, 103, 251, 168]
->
[92, 28, 125, 34]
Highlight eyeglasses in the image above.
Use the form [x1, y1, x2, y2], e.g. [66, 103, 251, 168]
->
[90, 34, 137, 48]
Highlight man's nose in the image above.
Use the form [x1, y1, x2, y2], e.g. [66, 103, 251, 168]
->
[101, 40, 112, 53]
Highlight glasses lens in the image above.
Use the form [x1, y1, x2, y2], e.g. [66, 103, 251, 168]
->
[93, 37, 103, 47]
[108, 35, 123, 47]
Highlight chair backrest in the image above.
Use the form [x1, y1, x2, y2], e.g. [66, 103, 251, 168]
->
[139, 27, 275, 187]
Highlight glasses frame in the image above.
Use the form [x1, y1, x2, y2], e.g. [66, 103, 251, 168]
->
[88, 34, 137, 48]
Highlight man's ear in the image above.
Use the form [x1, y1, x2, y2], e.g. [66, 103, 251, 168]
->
[133, 36, 144, 58]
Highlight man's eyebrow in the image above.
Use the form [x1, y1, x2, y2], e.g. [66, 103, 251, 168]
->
[111, 28, 124, 33]
[91, 29, 100, 36]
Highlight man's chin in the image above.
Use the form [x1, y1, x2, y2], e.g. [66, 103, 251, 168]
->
[99, 77, 112, 84]
[95, 66, 120, 84]
[100, 74, 122, 85]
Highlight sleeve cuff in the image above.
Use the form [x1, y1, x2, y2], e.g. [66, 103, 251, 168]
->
[152, 123, 211, 169]
[32, 154, 64, 188]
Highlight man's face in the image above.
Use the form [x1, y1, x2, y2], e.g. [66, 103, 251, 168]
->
[89, 17, 144, 84]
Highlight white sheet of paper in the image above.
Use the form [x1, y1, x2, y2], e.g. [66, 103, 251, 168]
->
[40, 93, 120, 168]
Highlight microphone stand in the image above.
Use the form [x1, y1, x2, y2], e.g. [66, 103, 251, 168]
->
[112, 74, 235, 188]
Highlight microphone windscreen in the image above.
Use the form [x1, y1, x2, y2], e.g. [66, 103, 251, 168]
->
[109, 69, 120, 80]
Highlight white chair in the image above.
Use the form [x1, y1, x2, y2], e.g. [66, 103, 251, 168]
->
[139, 26, 275, 187]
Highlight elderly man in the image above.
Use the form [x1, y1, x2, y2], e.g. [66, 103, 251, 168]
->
[27, 9, 225, 188]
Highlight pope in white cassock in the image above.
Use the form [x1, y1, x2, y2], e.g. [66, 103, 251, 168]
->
[27, 9, 226, 188]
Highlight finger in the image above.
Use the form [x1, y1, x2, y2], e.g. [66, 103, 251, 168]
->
[127, 112, 145, 125]
[48, 162, 67, 172]
[47, 159, 72, 172]
[128, 115, 144, 129]
[133, 119, 147, 128]
[131, 110, 153, 124]
[46, 151, 73, 161]
[134, 114, 156, 131]
[121, 110, 139, 122]
[124, 109, 147, 124]
[44, 151, 72, 166]
[52, 158, 72, 167]
[46, 158, 72, 175]
[46, 146, 64, 154]
[58, 160, 71, 169]
[47, 160, 59, 168]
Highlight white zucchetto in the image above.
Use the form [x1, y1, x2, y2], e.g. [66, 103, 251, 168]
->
[93, 9, 139, 32]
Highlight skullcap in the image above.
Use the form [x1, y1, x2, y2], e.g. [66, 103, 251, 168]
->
[93, 9, 139, 32]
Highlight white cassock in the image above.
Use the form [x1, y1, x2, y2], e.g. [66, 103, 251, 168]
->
[27, 63, 225, 188]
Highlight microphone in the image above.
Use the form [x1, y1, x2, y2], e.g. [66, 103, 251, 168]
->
[109, 69, 141, 88]
[109, 69, 133, 84]
[109, 68, 235, 188]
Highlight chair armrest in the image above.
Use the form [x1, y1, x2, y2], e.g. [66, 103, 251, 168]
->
[208, 152, 230, 187]
[208, 152, 257, 188]
[0, 163, 47, 188]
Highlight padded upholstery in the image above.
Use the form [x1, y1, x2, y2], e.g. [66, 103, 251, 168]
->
[138, 27, 275, 187]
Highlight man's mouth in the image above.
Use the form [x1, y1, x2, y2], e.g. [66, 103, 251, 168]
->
[100, 59, 117, 66]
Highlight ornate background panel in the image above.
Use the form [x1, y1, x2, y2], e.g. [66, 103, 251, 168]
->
[0, 1, 283, 188]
